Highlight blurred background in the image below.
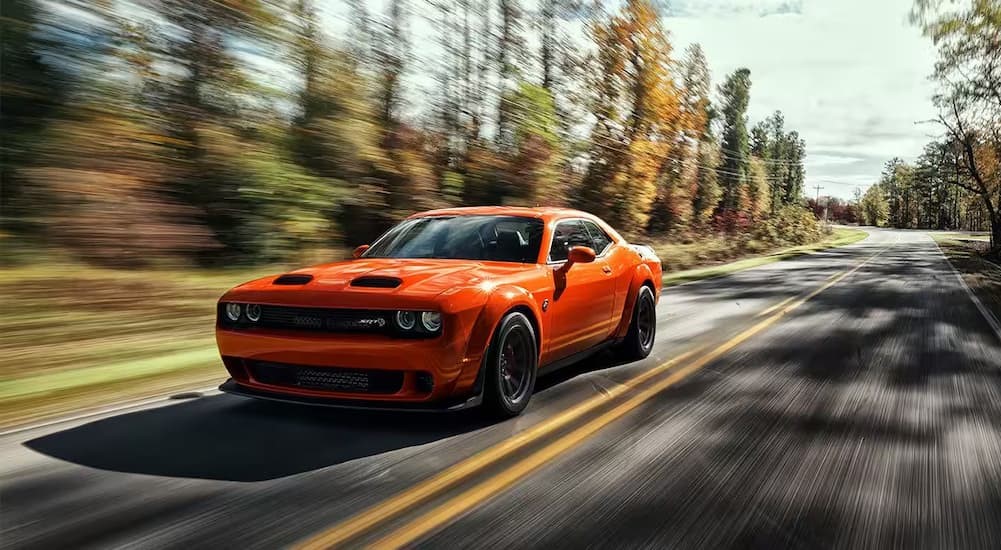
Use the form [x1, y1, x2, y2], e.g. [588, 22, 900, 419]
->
[1, 0, 996, 428]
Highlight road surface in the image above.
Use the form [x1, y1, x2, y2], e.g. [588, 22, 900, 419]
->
[3, 228, 1000, 549]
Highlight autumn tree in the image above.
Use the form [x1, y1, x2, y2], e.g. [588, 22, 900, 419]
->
[579, 0, 682, 230]
[648, 44, 710, 233]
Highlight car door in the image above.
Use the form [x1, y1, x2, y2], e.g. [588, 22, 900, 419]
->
[546, 219, 617, 362]
[580, 219, 633, 326]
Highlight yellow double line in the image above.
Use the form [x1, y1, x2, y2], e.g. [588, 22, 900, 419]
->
[297, 245, 887, 550]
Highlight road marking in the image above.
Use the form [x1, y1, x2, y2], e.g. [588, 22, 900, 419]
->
[933, 239, 1001, 343]
[294, 347, 706, 550]
[297, 245, 890, 550]
[366, 247, 889, 549]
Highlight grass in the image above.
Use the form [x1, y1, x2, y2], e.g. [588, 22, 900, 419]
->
[0, 262, 282, 429]
[929, 232, 1001, 325]
[660, 228, 869, 287]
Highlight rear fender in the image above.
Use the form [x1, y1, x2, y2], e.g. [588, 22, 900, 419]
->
[613, 264, 656, 339]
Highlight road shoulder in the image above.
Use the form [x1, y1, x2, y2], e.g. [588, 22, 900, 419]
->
[931, 232, 1001, 342]
[662, 227, 869, 287]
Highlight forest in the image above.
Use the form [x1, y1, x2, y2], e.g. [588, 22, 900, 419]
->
[856, 0, 1000, 254]
[2, 0, 997, 268]
[2, 0, 825, 268]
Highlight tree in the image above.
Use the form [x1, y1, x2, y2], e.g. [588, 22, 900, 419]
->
[912, 0, 1001, 250]
[496, 0, 527, 148]
[747, 156, 771, 220]
[860, 184, 889, 226]
[717, 68, 752, 213]
[578, 0, 682, 230]
[0, 0, 67, 232]
[648, 44, 709, 233]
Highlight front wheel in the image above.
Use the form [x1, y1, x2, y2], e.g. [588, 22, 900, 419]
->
[616, 285, 657, 361]
[482, 312, 538, 418]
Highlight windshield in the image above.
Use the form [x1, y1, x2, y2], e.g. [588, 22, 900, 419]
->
[363, 216, 545, 263]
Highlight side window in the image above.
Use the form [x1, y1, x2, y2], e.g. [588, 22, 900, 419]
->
[581, 220, 613, 255]
[548, 220, 591, 262]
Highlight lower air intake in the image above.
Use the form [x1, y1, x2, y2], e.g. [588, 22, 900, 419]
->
[247, 360, 404, 394]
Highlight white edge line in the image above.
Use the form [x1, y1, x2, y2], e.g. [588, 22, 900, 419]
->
[934, 239, 1001, 344]
[1, 384, 223, 438]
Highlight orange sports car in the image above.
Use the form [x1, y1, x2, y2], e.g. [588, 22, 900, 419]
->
[216, 207, 662, 417]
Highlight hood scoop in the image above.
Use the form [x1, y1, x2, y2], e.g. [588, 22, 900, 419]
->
[351, 276, 402, 289]
[273, 274, 313, 285]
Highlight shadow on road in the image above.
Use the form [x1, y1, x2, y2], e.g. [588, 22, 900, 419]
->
[24, 353, 626, 482]
[25, 396, 495, 481]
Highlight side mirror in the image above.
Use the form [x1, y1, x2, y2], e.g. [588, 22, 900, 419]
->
[352, 244, 370, 259]
[558, 246, 596, 274]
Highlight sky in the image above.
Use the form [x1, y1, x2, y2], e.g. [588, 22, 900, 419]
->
[662, 0, 941, 199]
[322, 0, 942, 200]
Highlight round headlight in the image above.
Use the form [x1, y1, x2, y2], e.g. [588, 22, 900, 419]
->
[225, 303, 242, 321]
[396, 310, 417, 330]
[246, 303, 262, 322]
[421, 311, 442, 332]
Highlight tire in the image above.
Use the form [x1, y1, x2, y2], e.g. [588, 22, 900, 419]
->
[616, 285, 657, 361]
[482, 312, 538, 418]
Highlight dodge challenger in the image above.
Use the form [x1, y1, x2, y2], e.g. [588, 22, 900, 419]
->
[216, 206, 662, 417]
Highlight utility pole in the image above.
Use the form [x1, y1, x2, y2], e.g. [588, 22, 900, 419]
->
[813, 184, 828, 224]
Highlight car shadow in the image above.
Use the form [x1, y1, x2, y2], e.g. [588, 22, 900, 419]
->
[24, 353, 628, 483]
[24, 395, 496, 482]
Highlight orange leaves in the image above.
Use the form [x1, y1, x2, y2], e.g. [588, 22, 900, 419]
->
[583, 0, 684, 229]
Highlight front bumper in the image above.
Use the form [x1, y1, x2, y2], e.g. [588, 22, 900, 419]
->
[215, 326, 483, 402]
[219, 378, 483, 412]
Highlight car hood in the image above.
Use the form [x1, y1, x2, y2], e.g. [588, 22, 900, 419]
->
[222, 258, 539, 310]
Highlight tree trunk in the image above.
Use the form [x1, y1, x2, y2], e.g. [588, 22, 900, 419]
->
[991, 213, 1001, 253]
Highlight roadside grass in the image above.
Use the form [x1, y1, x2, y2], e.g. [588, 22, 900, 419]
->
[930, 233, 1001, 325]
[0, 263, 281, 429]
[660, 228, 869, 287]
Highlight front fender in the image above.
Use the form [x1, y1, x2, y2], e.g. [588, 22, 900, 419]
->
[448, 285, 544, 396]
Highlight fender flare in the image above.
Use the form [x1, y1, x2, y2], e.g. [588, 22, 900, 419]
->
[613, 263, 657, 339]
[453, 285, 544, 395]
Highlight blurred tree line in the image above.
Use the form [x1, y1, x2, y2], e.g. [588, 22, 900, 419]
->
[860, 0, 1001, 252]
[857, 148, 994, 235]
[1, 0, 818, 266]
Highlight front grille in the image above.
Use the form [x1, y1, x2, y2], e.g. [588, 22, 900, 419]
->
[247, 360, 404, 394]
[219, 304, 391, 334]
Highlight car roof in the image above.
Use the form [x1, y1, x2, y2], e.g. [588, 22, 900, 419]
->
[409, 206, 595, 222]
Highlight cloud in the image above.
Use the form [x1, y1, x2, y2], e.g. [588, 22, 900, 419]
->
[665, 0, 939, 198]
[658, 0, 804, 18]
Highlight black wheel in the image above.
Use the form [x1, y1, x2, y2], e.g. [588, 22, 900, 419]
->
[482, 312, 538, 418]
[616, 285, 656, 361]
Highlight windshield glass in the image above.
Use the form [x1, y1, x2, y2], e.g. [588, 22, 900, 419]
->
[363, 216, 544, 263]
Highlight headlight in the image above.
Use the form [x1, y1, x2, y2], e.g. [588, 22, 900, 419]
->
[395, 310, 417, 330]
[394, 310, 441, 335]
[225, 303, 242, 321]
[246, 304, 262, 322]
[421, 311, 442, 332]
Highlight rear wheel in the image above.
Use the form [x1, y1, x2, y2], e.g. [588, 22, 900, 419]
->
[482, 312, 538, 418]
[616, 285, 656, 361]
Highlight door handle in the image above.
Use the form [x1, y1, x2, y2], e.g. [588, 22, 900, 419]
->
[602, 265, 612, 274]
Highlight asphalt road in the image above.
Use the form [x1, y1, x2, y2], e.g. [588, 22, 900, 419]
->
[4, 228, 1001, 549]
